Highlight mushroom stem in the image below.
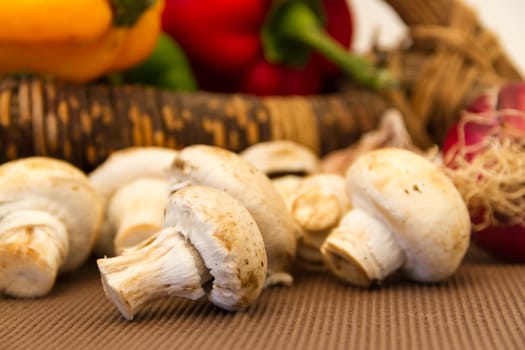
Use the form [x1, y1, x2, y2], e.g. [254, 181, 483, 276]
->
[321, 209, 405, 287]
[0, 210, 69, 297]
[110, 178, 168, 254]
[97, 227, 211, 321]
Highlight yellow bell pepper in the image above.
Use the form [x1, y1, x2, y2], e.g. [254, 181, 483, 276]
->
[108, 0, 164, 72]
[0, 0, 164, 82]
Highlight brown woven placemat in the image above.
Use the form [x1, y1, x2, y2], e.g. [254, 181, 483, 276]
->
[1, 259, 524, 350]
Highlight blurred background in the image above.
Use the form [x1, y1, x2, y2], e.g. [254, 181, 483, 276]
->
[350, 0, 525, 75]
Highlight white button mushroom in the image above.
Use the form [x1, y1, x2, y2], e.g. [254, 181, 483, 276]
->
[108, 178, 168, 255]
[240, 140, 321, 177]
[169, 145, 299, 287]
[0, 157, 103, 297]
[291, 174, 351, 238]
[273, 173, 351, 271]
[321, 148, 471, 286]
[97, 185, 268, 321]
[288, 174, 351, 271]
[272, 175, 304, 207]
[241, 141, 343, 272]
[89, 147, 177, 256]
[241, 141, 327, 272]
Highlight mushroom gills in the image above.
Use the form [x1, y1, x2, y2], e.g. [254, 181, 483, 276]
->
[0, 210, 69, 297]
[163, 186, 268, 309]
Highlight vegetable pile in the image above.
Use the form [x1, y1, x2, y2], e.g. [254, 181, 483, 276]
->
[0, 0, 394, 96]
[442, 82, 525, 262]
[1, 1, 523, 322]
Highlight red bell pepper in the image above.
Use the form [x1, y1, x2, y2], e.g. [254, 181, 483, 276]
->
[162, 0, 393, 96]
[241, 0, 354, 95]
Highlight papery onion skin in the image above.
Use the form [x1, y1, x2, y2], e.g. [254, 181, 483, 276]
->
[442, 82, 525, 263]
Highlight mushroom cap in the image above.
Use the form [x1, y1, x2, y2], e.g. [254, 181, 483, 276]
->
[89, 147, 177, 256]
[346, 148, 471, 282]
[89, 147, 177, 199]
[272, 175, 303, 206]
[0, 157, 103, 272]
[164, 185, 267, 310]
[169, 145, 298, 286]
[291, 174, 350, 234]
[240, 141, 321, 176]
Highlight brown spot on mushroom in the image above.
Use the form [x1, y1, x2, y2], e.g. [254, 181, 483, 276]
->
[172, 158, 186, 171]
[213, 230, 233, 252]
[240, 269, 262, 298]
[412, 184, 421, 193]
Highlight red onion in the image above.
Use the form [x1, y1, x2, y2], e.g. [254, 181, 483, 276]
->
[442, 82, 525, 262]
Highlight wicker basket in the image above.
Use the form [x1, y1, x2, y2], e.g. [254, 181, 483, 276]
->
[0, 0, 522, 171]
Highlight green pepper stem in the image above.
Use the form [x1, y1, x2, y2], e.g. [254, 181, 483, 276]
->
[300, 29, 397, 90]
[278, 1, 397, 90]
[111, 0, 156, 27]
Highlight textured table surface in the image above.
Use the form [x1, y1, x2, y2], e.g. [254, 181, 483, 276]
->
[1, 259, 524, 350]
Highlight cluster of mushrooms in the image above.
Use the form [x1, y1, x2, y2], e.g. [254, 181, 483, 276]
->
[0, 110, 471, 321]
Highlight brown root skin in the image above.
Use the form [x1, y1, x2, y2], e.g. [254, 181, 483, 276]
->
[0, 77, 389, 172]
